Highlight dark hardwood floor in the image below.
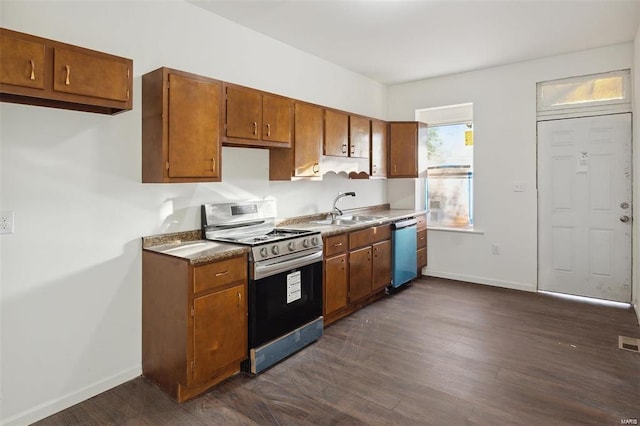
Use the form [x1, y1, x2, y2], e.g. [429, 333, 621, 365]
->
[35, 277, 640, 425]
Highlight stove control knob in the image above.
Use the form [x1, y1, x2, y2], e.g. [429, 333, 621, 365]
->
[288, 241, 296, 251]
[271, 245, 280, 255]
[311, 236, 320, 246]
[302, 238, 310, 248]
[259, 247, 269, 258]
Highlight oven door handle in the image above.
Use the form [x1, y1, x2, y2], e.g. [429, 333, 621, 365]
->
[254, 250, 323, 280]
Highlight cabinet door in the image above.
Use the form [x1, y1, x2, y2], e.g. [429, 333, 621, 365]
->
[349, 246, 372, 302]
[262, 94, 293, 145]
[371, 119, 387, 177]
[226, 86, 261, 140]
[324, 109, 349, 156]
[349, 115, 370, 158]
[294, 103, 323, 177]
[389, 122, 418, 177]
[324, 254, 348, 317]
[192, 284, 247, 385]
[53, 47, 130, 102]
[372, 240, 391, 291]
[0, 33, 45, 90]
[168, 73, 221, 179]
[417, 247, 427, 270]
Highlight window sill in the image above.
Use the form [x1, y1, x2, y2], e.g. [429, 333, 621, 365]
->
[427, 226, 484, 235]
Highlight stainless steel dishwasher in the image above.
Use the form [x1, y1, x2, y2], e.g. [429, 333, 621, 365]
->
[391, 218, 418, 288]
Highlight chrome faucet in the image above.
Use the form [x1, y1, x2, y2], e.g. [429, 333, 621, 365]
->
[331, 192, 356, 219]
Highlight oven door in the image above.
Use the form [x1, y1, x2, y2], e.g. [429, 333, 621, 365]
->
[249, 250, 323, 348]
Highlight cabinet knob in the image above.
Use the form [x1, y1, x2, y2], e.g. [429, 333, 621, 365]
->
[65, 65, 71, 86]
[29, 59, 36, 80]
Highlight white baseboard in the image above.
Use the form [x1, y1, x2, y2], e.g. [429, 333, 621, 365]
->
[1, 366, 141, 426]
[422, 269, 537, 293]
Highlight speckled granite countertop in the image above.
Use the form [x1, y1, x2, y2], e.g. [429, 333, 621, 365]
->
[276, 207, 427, 237]
[142, 207, 426, 264]
[142, 230, 248, 265]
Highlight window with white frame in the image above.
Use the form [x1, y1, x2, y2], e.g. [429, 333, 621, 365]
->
[416, 103, 473, 229]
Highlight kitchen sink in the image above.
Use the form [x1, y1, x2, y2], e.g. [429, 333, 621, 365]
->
[311, 215, 387, 227]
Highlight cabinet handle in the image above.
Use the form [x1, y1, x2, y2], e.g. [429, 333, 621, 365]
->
[367, 251, 371, 261]
[215, 270, 228, 277]
[342, 143, 347, 154]
[374, 247, 378, 257]
[333, 242, 343, 247]
[266, 123, 271, 137]
[313, 163, 320, 174]
[65, 65, 71, 85]
[350, 145, 355, 155]
[253, 122, 258, 135]
[372, 164, 377, 174]
[211, 157, 216, 172]
[393, 164, 397, 173]
[29, 60, 36, 80]
[238, 292, 242, 307]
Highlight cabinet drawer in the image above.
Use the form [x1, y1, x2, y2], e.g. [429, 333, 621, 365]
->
[194, 256, 247, 294]
[325, 234, 348, 256]
[417, 229, 427, 248]
[0, 33, 45, 90]
[417, 247, 427, 269]
[349, 225, 391, 249]
[416, 214, 427, 231]
[53, 47, 130, 101]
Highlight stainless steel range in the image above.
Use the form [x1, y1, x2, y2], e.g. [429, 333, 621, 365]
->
[201, 199, 323, 374]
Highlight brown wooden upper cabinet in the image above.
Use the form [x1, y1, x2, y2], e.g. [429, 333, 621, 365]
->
[370, 119, 387, 178]
[388, 121, 428, 178]
[142, 67, 223, 183]
[224, 84, 293, 148]
[349, 115, 370, 159]
[324, 109, 349, 156]
[269, 102, 323, 180]
[324, 109, 370, 160]
[0, 28, 132, 114]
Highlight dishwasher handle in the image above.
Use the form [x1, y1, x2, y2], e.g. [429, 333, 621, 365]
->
[392, 218, 418, 230]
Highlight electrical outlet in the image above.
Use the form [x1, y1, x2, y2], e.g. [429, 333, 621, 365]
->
[0, 211, 15, 234]
[491, 243, 500, 255]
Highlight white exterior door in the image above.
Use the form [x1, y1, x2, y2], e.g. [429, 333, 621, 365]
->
[538, 113, 632, 302]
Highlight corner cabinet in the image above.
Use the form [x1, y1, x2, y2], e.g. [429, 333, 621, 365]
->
[223, 83, 293, 148]
[142, 251, 248, 402]
[0, 28, 132, 114]
[388, 121, 428, 178]
[269, 102, 323, 180]
[142, 67, 223, 183]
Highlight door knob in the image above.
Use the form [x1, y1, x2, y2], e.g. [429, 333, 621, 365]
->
[620, 215, 630, 223]
[620, 201, 630, 209]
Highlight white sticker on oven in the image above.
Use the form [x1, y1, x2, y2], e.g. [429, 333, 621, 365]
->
[287, 271, 302, 304]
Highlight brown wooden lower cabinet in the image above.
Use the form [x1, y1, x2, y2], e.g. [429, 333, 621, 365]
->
[416, 214, 427, 273]
[142, 251, 247, 402]
[323, 225, 391, 326]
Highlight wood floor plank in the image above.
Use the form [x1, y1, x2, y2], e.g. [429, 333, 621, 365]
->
[34, 277, 640, 425]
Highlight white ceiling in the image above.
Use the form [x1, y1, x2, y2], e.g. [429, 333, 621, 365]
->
[190, 0, 640, 85]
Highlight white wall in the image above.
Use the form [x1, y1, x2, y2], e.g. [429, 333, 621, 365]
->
[634, 27, 640, 325]
[0, 1, 387, 424]
[388, 44, 634, 292]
